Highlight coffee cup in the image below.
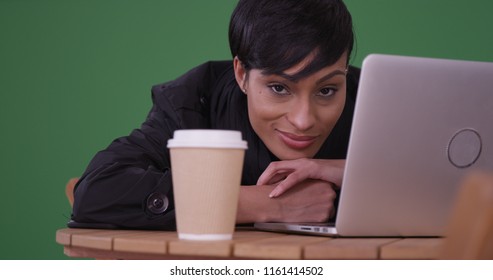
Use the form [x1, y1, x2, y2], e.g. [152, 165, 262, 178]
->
[167, 129, 247, 240]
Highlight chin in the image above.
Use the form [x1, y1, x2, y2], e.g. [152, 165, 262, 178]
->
[273, 149, 317, 160]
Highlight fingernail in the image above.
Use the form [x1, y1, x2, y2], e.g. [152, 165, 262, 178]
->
[269, 190, 278, 198]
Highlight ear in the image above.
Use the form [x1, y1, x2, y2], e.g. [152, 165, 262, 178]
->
[233, 56, 248, 94]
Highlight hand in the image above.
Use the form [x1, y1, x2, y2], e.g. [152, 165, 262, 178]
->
[274, 179, 338, 222]
[236, 179, 337, 223]
[257, 158, 345, 198]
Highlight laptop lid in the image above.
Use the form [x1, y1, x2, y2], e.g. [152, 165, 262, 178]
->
[336, 54, 493, 236]
[255, 54, 493, 237]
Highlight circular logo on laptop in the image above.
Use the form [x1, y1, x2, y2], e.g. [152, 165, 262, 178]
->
[447, 128, 482, 168]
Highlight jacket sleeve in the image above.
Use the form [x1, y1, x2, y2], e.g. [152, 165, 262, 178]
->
[71, 61, 229, 230]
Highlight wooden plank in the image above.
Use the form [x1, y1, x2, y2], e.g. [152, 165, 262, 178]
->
[63, 246, 244, 260]
[71, 229, 150, 251]
[234, 235, 328, 259]
[232, 230, 286, 239]
[169, 239, 233, 258]
[169, 230, 282, 258]
[113, 231, 178, 255]
[380, 238, 443, 259]
[168, 231, 282, 258]
[55, 228, 104, 246]
[304, 238, 400, 260]
[63, 246, 170, 260]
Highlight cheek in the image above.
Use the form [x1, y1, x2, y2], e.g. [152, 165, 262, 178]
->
[317, 92, 347, 131]
[246, 90, 285, 125]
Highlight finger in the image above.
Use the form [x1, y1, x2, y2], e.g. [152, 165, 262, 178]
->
[262, 173, 288, 185]
[269, 172, 306, 198]
[257, 159, 308, 185]
[257, 165, 293, 185]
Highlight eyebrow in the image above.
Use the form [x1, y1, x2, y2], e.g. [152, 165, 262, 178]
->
[277, 69, 347, 84]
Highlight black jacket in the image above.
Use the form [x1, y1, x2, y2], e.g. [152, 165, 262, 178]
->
[71, 61, 360, 230]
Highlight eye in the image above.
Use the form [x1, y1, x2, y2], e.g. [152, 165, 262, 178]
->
[317, 87, 337, 98]
[269, 84, 289, 95]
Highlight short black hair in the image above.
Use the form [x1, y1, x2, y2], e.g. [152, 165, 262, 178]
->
[229, 0, 354, 80]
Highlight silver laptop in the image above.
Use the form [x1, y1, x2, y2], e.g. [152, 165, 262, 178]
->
[255, 54, 493, 237]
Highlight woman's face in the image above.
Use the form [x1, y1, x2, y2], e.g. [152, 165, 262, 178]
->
[234, 54, 348, 160]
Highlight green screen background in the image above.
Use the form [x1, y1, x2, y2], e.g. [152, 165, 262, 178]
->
[1, 0, 492, 259]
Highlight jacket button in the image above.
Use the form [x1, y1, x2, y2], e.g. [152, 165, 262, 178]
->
[146, 192, 169, 214]
[200, 96, 207, 105]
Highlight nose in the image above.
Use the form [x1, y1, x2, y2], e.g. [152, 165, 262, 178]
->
[286, 97, 316, 132]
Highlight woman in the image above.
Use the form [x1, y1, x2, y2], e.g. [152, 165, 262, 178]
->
[71, 0, 360, 229]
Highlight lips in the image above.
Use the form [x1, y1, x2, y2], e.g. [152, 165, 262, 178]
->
[277, 130, 318, 150]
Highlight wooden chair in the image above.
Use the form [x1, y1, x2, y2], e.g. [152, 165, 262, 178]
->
[440, 171, 493, 259]
[65, 178, 79, 207]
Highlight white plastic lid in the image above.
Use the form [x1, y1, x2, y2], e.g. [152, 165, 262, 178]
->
[167, 129, 248, 149]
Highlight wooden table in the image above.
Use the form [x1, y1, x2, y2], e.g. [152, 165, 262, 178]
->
[56, 227, 443, 260]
